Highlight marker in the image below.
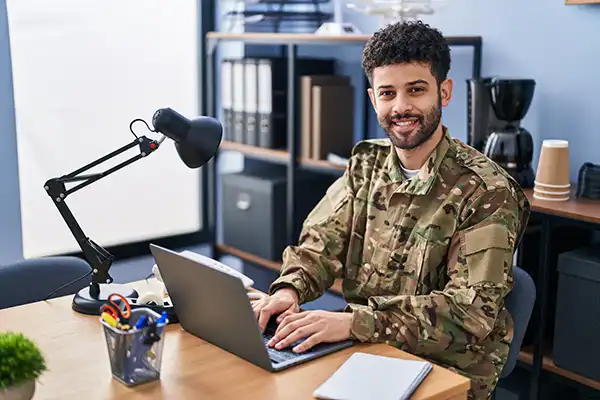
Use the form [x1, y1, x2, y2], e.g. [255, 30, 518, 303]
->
[134, 315, 148, 330]
[101, 312, 118, 328]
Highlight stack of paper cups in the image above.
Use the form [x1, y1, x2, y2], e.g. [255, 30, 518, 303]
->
[534, 140, 570, 201]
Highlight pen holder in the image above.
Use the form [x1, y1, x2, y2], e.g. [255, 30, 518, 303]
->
[100, 307, 167, 387]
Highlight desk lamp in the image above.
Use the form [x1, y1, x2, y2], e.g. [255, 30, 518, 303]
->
[44, 107, 222, 316]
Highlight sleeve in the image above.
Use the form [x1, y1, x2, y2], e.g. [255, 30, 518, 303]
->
[344, 186, 530, 355]
[268, 169, 354, 305]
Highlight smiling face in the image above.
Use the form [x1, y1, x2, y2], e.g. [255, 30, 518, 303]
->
[368, 62, 453, 150]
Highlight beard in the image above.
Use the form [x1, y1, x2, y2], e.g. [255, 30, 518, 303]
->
[378, 93, 442, 150]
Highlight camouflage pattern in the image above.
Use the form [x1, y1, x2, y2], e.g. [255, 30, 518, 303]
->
[268, 127, 530, 400]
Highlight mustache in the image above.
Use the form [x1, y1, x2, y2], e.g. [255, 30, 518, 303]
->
[384, 113, 423, 125]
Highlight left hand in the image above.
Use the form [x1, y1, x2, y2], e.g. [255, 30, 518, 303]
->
[267, 310, 353, 353]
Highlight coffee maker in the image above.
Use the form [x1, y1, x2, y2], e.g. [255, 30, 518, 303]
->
[466, 77, 535, 188]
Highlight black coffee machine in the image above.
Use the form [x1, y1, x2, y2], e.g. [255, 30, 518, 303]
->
[466, 77, 535, 188]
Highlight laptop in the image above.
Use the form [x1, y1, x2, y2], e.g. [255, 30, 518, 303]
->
[149, 244, 354, 372]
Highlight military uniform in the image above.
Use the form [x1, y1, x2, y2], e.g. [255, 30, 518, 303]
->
[269, 127, 531, 400]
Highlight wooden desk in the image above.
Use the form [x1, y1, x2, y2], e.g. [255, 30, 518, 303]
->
[0, 280, 470, 400]
[524, 188, 600, 225]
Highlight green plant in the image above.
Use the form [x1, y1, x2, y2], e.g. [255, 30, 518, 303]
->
[0, 332, 47, 389]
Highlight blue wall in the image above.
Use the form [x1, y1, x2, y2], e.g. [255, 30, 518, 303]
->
[0, 0, 22, 265]
[316, 1, 600, 183]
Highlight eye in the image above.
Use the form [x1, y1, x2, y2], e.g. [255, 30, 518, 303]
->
[409, 87, 425, 93]
[379, 90, 393, 97]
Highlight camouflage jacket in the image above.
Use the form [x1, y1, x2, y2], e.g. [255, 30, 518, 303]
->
[269, 127, 531, 394]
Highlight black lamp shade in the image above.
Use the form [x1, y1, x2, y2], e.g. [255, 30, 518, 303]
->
[152, 108, 223, 169]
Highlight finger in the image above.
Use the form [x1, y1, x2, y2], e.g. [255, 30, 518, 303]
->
[258, 306, 274, 332]
[293, 332, 324, 353]
[274, 323, 319, 350]
[269, 315, 312, 347]
[275, 312, 306, 335]
[276, 310, 295, 324]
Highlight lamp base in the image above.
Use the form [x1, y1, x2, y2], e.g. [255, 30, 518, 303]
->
[72, 283, 139, 315]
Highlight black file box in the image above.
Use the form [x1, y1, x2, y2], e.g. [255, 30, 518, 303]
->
[553, 244, 600, 381]
[221, 167, 334, 261]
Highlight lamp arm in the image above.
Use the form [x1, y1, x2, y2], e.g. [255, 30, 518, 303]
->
[44, 135, 162, 296]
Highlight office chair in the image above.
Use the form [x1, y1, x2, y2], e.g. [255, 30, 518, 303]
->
[0, 256, 91, 309]
[492, 265, 537, 398]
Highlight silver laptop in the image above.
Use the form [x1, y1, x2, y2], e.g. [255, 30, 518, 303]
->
[149, 244, 354, 372]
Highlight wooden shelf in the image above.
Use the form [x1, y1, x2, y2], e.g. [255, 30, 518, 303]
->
[518, 346, 600, 390]
[206, 31, 481, 47]
[220, 140, 346, 173]
[216, 244, 344, 295]
[220, 140, 288, 163]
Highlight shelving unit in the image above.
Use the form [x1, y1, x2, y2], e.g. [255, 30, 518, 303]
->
[204, 30, 482, 298]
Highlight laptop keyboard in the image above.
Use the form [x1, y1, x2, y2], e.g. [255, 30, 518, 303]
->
[262, 326, 310, 364]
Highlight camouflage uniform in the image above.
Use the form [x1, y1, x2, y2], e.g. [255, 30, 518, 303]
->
[269, 127, 531, 400]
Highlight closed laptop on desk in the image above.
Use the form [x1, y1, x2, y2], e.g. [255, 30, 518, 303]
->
[313, 352, 432, 400]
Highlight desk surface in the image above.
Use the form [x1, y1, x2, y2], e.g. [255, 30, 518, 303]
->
[524, 188, 600, 225]
[0, 280, 470, 400]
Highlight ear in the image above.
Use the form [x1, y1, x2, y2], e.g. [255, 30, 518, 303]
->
[440, 78, 453, 107]
[367, 88, 377, 111]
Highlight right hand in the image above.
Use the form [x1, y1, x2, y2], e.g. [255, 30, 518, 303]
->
[252, 288, 300, 332]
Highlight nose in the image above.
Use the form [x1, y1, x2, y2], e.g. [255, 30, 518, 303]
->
[391, 93, 413, 115]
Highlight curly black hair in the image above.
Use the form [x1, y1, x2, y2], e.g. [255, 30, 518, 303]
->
[361, 20, 451, 86]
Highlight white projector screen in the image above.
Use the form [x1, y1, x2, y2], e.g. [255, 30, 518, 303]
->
[6, 0, 202, 259]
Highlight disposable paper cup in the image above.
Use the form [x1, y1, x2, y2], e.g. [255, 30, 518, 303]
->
[533, 192, 570, 202]
[533, 190, 570, 201]
[535, 140, 570, 188]
[534, 185, 570, 197]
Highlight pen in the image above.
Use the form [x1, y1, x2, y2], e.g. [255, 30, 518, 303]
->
[156, 311, 168, 325]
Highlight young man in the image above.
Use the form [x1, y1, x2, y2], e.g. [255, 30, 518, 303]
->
[252, 20, 530, 400]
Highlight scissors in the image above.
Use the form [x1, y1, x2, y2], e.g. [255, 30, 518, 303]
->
[101, 293, 132, 327]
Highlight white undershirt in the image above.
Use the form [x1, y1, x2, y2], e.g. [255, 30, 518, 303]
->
[400, 164, 419, 179]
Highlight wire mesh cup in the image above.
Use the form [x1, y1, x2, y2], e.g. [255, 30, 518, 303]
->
[100, 307, 168, 386]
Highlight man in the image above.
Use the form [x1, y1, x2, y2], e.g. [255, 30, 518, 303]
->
[251, 20, 530, 400]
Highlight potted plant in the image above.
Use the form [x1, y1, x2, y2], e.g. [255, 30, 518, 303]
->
[0, 332, 47, 400]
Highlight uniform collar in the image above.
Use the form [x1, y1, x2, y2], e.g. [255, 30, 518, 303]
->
[382, 126, 452, 196]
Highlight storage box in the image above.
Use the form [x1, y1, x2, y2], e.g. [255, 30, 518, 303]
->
[221, 167, 334, 261]
[553, 244, 600, 381]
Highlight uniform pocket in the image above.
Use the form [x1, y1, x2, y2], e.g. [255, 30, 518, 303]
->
[358, 235, 425, 295]
[389, 234, 449, 295]
[344, 231, 365, 281]
[462, 223, 513, 286]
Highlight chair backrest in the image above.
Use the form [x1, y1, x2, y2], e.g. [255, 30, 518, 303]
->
[500, 265, 536, 379]
[0, 256, 91, 309]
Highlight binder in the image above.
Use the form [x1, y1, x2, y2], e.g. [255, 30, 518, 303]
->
[257, 59, 277, 149]
[231, 59, 245, 143]
[220, 59, 233, 141]
[300, 75, 351, 159]
[243, 59, 259, 146]
[311, 84, 355, 160]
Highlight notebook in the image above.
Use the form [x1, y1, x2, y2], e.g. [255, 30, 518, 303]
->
[313, 352, 433, 400]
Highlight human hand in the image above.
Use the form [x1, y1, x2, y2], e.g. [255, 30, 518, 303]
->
[267, 310, 353, 353]
[252, 288, 300, 332]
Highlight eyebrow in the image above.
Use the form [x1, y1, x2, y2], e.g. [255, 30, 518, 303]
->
[406, 79, 428, 86]
[377, 80, 429, 91]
